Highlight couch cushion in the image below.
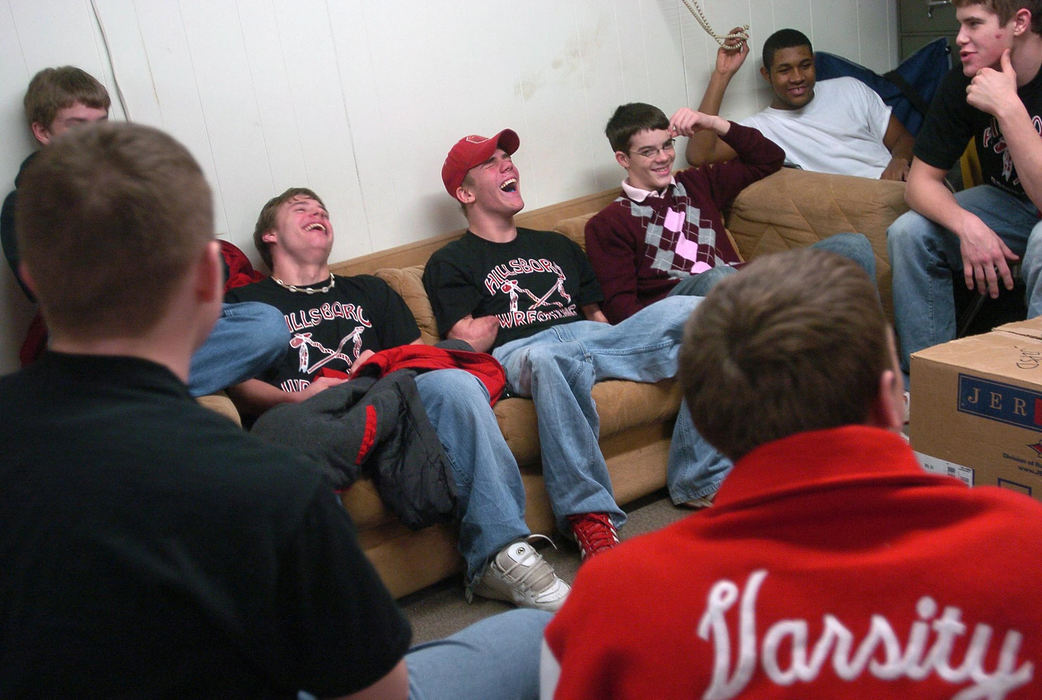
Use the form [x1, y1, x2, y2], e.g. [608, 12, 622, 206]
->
[493, 379, 682, 466]
[553, 212, 598, 251]
[374, 265, 440, 344]
[725, 168, 907, 319]
[197, 393, 241, 426]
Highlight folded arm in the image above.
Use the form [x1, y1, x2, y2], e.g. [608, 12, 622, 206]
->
[446, 314, 499, 353]
[968, 49, 1042, 209]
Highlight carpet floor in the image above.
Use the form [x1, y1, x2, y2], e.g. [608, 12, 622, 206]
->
[399, 489, 693, 643]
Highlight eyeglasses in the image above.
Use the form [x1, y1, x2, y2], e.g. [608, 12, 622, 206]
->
[631, 139, 676, 160]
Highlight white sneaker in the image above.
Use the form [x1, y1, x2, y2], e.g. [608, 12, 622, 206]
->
[468, 535, 570, 612]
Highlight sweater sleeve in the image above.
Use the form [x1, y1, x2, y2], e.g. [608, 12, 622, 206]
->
[584, 204, 642, 324]
[695, 121, 785, 208]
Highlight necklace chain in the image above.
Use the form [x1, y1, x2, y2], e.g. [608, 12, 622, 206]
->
[681, 0, 749, 50]
[271, 274, 336, 294]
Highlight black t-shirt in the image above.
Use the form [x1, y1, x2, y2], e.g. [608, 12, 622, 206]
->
[423, 228, 603, 349]
[225, 274, 419, 391]
[915, 63, 1042, 200]
[1, 153, 38, 301]
[0, 352, 411, 697]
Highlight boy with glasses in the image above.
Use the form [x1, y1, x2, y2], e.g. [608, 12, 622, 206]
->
[586, 102, 875, 324]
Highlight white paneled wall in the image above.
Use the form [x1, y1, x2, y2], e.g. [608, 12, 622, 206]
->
[0, 0, 898, 374]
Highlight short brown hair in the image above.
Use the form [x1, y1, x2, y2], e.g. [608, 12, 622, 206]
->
[604, 103, 670, 153]
[679, 248, 890, 461]
[252, 187, 326, 269]
[952, 0, 1042, 34]
[16, 122, 213, 339]
[24, 66, 111, 130]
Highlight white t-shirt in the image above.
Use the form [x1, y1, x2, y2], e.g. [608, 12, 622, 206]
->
[741, 77, 894, 178]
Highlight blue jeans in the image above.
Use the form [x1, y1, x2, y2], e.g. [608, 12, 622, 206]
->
[407, 609, 550, 700]
[668, 232, 877, 300]
[414, 369, 530, 584]
[492, 295, 715, 530]
[298, 609, 549, 700]
[888, 185, 1042, 374]
[188, 302, 289, 396]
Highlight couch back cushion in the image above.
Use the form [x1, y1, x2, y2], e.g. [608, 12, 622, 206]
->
[374, 265, 440, 344]
[552, 213, 596, 251]
[725, 168, 907, 319]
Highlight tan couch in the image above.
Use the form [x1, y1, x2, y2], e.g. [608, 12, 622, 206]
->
[208, 167, 908, 598]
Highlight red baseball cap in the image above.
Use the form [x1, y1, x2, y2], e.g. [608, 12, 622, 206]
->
[442, 129, 520, 198]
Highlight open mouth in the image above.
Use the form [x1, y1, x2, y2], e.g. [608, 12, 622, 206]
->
[304, 223, 326, 232]
[500, 178, 518, 193]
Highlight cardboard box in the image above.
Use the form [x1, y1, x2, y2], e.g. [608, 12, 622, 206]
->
[910, 318, 1042, 503]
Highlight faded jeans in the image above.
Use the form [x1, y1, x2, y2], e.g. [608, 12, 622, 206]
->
[492, 295, 723, 531]
[414, 369, 529, 584]
[888, 185, 1042, 375]
[188, 302, 289, 396]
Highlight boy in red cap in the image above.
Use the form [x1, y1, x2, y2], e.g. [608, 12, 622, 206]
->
[543, 247, 1042, 699]
[226, 187, 571, 612]
[423, 129, 723, 559]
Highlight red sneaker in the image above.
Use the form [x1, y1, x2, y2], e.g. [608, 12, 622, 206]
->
[567, 512, 619, 561]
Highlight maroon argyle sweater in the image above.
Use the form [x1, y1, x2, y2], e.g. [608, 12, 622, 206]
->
[585, 123, 783, 323]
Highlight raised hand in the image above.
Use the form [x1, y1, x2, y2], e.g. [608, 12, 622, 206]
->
[716, 26, 750, 76]
[669, 108, 728, 138]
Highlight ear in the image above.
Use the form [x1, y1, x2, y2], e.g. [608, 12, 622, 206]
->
[455, 185, 476, 205]
[261, 229, 277, 244]
[1013, 8, 1031, 36]
[30, 121, 52, 146]
[614, 150, 631, 170]
[18, 262, 38, 296]
[869, 367, 904, 432]
[760, 66, 771, 82]
[193, 240, 222, 303]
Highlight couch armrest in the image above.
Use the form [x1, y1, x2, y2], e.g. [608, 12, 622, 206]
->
[725, 168, 908, 320]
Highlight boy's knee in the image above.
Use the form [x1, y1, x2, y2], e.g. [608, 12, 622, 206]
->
[1025, 220, 1042, 254]
[423, 368, 490, 404]
[887, 211, 933, 252]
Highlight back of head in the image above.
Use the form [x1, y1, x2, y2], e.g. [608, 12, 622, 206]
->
[23, 66, 111, 128]
[252, 187, 326, 269]
[16, 122, 213, 340]
[679, 248, 889, 461]
[605, 103, 670, 153]
[762, 28, 813, 70]
[953, 0, 1042, 34]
